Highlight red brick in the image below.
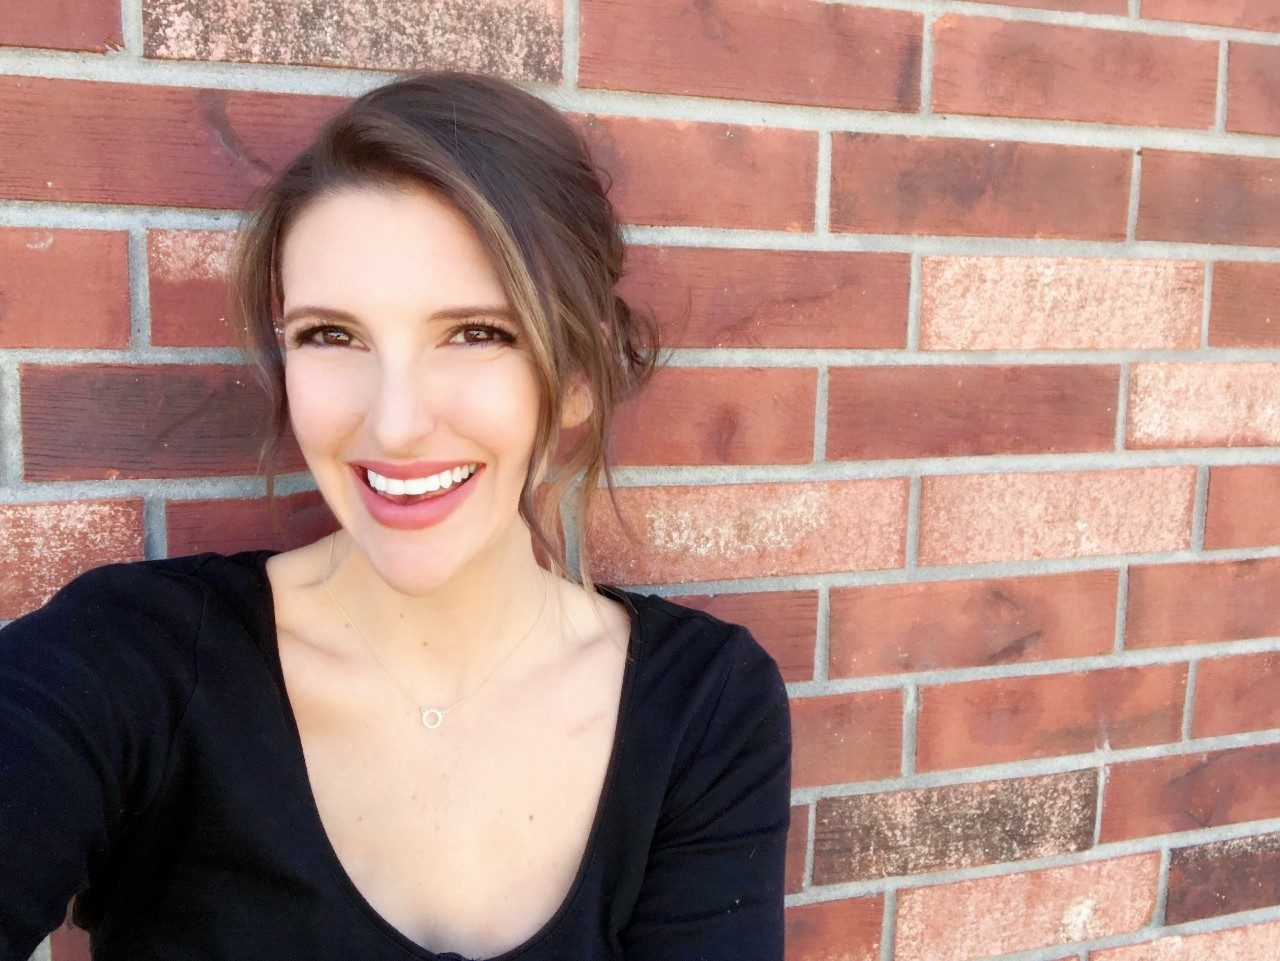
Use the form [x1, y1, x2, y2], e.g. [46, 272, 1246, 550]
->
[784, 896, 882, 961]
[813, 770, 1096, 884]
[829, 569, 1118, 678]
[20, 364, 305, 481]
[660, 589, 818, 683]
[830, 134, 1130, 240]
[142, 0, 562, 81]
[826, 364, 1118, 460]
[579, 0, 920, 111]
[791, 690, 902, 790]
[610, 367, 814, 466]
[0, 76, 340, 209]
[0, 228, 130, 349]
[916, 664, 1187, 771]
[1210, 262, 1280, 348]
[1127, 558, 1280, 649]
[0, 0, 121, 51]
[148, 229, 238, 347]
[896, 854, 1157, 961]
[0, 500, 143, 618]
[617, 247, 909, 350]
[583, 478, 908, 584]
[921, 257, 1203, 351]
[166, 490, 336, 559]
[1138, 151, 1280, 247]
[1127, 362, 1280, 448]
[970, 0, 1125, 10]
[1092, 919, 1280, 960]
[579, 115, 815, 230]
[919, 468, 1196, 566]
[1193, 651, 1280, 738]
[934, 16, 1217, 129]
[1167, 832, 1280, 924]
[1102, 744, 1280, 842]
[1205, 465, 1280, 550]
[1141, 0, 1280, 31]
[1229, 43, 1280, 135]
[784, 804, 808, 895]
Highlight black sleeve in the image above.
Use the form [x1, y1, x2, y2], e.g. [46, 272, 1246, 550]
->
[0, 562, 204, 961]
[622, 628, 793, 961]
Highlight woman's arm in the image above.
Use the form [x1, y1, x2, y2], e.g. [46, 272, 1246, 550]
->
[0, 563, 203, 960]
[622, 628, 793, 960]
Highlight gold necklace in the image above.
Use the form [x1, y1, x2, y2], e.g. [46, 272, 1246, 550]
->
[321, 531, 550, 730]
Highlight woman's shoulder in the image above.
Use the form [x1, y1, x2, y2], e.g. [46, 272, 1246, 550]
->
[633, 589, 783, 686]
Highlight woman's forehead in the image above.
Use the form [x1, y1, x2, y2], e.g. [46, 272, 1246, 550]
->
[280, 186, 507, 304]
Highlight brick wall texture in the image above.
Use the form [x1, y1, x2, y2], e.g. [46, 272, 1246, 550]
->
[2, 1, 1280, 960]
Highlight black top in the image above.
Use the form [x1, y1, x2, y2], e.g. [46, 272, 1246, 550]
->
[0, 549, 792, 961]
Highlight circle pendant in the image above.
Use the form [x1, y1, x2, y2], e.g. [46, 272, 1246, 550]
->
[421, 708, 445, 730]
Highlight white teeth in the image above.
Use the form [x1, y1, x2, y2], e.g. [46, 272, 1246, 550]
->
[365, 462, 478, 495]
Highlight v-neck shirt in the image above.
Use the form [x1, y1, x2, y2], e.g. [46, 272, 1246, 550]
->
[0, 549, 792, 961]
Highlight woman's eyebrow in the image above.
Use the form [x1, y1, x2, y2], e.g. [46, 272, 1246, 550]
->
[280, 304, 515, 326]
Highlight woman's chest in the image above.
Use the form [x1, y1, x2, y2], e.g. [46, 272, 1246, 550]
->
[280, 632, 628, 959]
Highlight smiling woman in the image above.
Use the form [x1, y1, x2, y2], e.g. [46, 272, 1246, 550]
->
[0, 69, 792, 961]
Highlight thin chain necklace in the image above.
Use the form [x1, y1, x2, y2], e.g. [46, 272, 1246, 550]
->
[321, 531, 550, 730]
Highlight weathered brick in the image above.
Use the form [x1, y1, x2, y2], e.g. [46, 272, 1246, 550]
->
[826, 364, 1118, 460]
[1167, 832, 1280, 924]
[916, 664, 1187, 771]
[0, 76, 340, 209]
[579, 0, 920, 111]
[0, 228, 130, 349]
[1210, 261, 1280, 348]
[921, 256, 1203, 351]
[1102, 744, 1280, 842]
[610, 367, 814, 466]
[1205, 465, 1280, 550]
[829, 570, 1118, 678]
[617, 247, 909, 350]
[578, 115, 816, 231]
[970, 0, 1125, 10]
[785, 805, 808, 895]
[919, 468, 1196, 566]
[784, 896, 882, 961]
[791, 690, 902, 790]
[1138, 151, 1280, 247]
[660, 588, 817, 683]
[1141, 0, 1280, 31]
[1228, 43, 1280, 136]
[933, 16, 1217, 128]
[20, 364, 304, 481]
[142, 0, 562, 81]
[166, 490, 335, 559]
[148, 229, 237, 347]
[1128, 362, 1280, 448]
[1091, 919, 1280, 960]
[895, 853, 1157, 961]
[0, 0, 121, 51]
[0, 500, 143, 618]
[1192, 651, 1280, 739]
[812, 770, 1096, 884]
[831, 135, 1130, 240]
[1127, 557, 1280, 649]
[583, 479, 908, 584]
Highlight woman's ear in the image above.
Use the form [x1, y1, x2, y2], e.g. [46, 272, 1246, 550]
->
[561, 372, 593, 431]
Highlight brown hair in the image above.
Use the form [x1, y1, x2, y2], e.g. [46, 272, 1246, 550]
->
[228, 70, 662, 597]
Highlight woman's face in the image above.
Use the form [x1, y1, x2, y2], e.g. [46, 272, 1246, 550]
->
[277, 183, 560, 591]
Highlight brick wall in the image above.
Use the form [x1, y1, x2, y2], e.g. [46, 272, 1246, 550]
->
[2, 1, 1279, 960]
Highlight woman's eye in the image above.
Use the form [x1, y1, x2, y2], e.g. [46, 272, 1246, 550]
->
[449, 323, 519, 347]
[289, 324, 350, 348]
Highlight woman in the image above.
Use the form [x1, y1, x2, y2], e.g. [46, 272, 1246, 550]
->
[0, 71, 792, 961]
